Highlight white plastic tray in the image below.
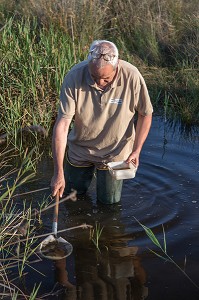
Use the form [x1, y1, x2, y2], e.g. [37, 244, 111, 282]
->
[107, 161, 137, 180]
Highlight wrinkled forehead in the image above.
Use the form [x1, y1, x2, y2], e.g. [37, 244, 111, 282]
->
[89, 62, 115, 77]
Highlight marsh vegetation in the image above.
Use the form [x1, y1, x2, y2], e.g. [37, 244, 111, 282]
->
[0, 0, 198, 148]
[0, 0, 198, 298]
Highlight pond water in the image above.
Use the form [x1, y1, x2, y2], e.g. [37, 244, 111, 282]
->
[16, 116, 199, 299]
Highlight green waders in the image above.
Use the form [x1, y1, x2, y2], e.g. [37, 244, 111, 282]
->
[65, 160, 123, 204]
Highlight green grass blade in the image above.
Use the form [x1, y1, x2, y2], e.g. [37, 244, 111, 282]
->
[134, 217, 162, 248]
[162, 224, 167, 253]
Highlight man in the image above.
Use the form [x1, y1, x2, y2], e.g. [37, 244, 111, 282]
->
[51, 40, 153, 204]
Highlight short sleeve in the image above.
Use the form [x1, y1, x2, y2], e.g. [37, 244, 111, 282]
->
[135, 75, 153, 116]
[58, 75, 76, 119]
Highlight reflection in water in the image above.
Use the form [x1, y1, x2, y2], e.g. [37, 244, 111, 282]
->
[12, 116, 199, 299]
[54, 243, 148, 300]
[164, 117, 199, 143]
[53, 199, 148, 300]
[54, 258, 76, 300]
[78, 245, 148, 300]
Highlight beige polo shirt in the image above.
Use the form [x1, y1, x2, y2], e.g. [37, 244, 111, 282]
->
[58, 59, 153, 167]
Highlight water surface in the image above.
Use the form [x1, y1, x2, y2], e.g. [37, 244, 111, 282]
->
[18, 116, 199, 300]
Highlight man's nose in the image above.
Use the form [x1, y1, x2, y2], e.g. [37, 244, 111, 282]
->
[96, 79, 105, 86]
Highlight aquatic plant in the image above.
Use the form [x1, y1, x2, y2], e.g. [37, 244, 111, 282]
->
[0, 147, 41, 298]
[91, 222, 104, 253]
[0, 203, 92, 298]
[0, 148, 93, 298]
[0, 148, 37, 203]
[134, 217, 199, 290]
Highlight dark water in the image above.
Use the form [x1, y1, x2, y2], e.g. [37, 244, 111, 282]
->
[18, 116, 199, 299]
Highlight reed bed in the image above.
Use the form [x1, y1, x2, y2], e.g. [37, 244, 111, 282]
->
[0, 147, 92, 299]
[0, 147, 41, 299]
[0, 1, 198, 297]
[0, 17, 79, 148]
[0, 0, 198, 150]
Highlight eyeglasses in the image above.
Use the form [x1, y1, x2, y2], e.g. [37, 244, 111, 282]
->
[89, 51, 116, 62]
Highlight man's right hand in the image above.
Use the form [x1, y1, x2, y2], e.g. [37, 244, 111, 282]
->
[51, 174, 65, 198]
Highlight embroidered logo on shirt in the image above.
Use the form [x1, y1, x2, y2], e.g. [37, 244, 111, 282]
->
[109, 99, 123, 104]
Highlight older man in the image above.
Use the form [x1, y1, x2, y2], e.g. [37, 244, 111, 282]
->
[51, 40, 153, 204]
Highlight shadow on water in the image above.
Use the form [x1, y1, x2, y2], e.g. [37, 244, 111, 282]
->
[12, 116, 199, 299]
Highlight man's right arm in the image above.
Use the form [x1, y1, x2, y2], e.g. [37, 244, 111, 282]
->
[51, 117, 72, 197]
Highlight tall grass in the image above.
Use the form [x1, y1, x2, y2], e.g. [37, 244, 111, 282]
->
[0, 17, 78, 145]
[110, 0, 198, 66]
[0, 146, 91, 298]
[0, 147, 42, 299]
[0, 0, 198, 149]
[109, 0, 199, 125]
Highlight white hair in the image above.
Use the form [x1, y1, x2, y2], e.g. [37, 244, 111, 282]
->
[87, 40, 119, 68]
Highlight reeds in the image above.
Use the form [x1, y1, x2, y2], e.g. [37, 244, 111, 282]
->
[135, 217, 199, 290]
[0, 147, 92, 298]
[110, 0, 199, 125]
[0, 147, 41, 298]
[0, 0, 198, 147]
[91, 222, 104, 253]
[0, 16, 78, 149]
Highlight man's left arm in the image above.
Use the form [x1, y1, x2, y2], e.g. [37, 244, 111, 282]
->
[126, 113, 152, 167]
